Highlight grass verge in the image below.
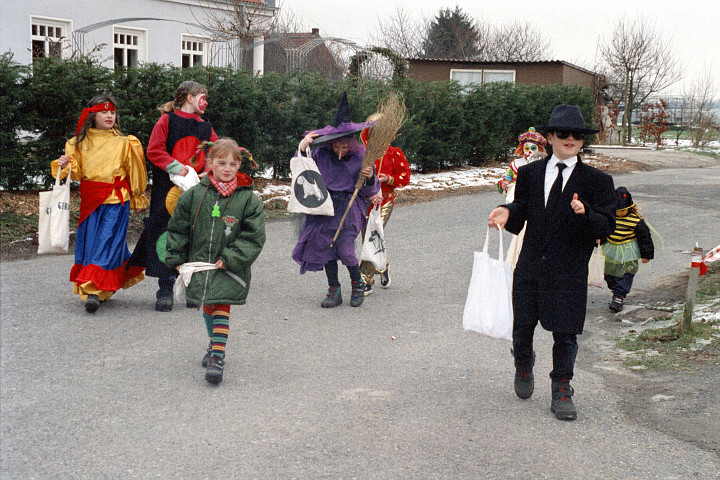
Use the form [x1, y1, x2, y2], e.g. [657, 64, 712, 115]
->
[616, 266, 720, 370]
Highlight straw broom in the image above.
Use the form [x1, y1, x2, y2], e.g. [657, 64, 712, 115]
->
[330, 92, 406, 247]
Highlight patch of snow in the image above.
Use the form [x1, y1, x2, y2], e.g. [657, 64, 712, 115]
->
[651, 394, 676, 402]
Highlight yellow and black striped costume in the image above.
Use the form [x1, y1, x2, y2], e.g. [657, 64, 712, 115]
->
[607, 212, 642, 244]
[602, 210, 654, 277]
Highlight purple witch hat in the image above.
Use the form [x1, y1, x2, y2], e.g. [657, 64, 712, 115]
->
[305, 92, 374, 144]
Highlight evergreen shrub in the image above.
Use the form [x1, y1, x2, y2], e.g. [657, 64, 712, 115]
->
[0, 53, 595, 189]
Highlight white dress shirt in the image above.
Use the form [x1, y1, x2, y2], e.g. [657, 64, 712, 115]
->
[544, 154, 578, 206]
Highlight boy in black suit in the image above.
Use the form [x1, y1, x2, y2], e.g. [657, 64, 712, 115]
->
[488, 105, 616, 420]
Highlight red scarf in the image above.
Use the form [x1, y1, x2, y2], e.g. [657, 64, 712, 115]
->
[208, 172, 237, 197]
[75, 102, 116, 136]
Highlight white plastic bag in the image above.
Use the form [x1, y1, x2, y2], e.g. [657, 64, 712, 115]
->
[588, 245, 605, 288]
[287, 146, 334, 216]
[169, 168, 200, 192]
[37, 170, 70, 254]
[462, 226, 513, 341]
[360, 204, 387, 270]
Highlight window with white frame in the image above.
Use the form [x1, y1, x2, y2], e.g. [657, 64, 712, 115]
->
[114, 27, 146, 69]
[450, 69, 483, 86]
[31, 17, 70, 60]
[450, 68, 516, 86]
[483, 70, 515, 84]
[181, 36, 208, 68]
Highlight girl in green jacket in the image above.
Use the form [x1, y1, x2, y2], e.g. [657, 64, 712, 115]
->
[165, 139, 266, 384]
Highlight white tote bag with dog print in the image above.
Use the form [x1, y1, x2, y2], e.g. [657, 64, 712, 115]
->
[287, 146, 334, 216]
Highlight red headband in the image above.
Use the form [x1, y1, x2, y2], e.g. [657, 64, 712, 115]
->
[75, 102, 116, 136]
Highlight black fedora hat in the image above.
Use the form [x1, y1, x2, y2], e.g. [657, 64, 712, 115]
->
[536, 104, 599, 135]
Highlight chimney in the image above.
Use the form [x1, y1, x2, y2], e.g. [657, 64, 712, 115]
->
[311, 28, 319, 36]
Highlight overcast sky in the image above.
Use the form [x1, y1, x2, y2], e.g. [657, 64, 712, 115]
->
[278, 0, 720, 98]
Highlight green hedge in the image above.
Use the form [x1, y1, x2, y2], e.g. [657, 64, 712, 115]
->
[0, 54, 596, 189]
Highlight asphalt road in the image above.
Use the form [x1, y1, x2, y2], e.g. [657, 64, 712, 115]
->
[2, 149, 720, 479]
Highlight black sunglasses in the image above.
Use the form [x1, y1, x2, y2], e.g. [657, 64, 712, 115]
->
[554, 131, 585, 141]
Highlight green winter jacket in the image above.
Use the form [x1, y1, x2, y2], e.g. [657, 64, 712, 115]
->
[164, 173, 265, 305]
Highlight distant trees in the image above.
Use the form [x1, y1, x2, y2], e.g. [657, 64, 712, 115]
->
[371, 6, 428, 59]
[599, 17, 682, 145]
[422, 6, 481, 59]
[484, 21, 550, 62]
[372, 6, 550, 63]
[683, 66, 718, 148]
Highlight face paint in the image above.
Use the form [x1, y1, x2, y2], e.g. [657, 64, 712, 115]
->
[197, 94, 208, 112]
[523, 142, 538, 158]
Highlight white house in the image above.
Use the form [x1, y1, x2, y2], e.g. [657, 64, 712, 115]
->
[0, 0, 277, 73]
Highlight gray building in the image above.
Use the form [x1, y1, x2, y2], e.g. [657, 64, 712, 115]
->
[0, 0, 277, 73]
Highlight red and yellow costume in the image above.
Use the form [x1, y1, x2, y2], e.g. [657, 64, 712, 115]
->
[359, 128, 411, 285]
[52, 128, 148, 300]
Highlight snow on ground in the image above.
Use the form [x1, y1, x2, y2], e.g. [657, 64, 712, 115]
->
[255, 166, 508, 204]
[404, 166, 507, 191]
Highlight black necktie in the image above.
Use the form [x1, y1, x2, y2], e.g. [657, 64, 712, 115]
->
[546, 162, 567, 213]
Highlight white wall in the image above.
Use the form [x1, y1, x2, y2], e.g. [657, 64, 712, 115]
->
[0, 0, 275, 70]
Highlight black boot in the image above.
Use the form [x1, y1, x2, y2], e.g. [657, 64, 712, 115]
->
[321, 285, 342, 308]
[513, 350, 535, 399]
[201, 342, 212, 368]
[609, 294, 624, 313]
[350, 280, 365, 307]
[155, 288, 173, 312]
[205, 355, 225, 384]
[85, 294, 100, 313]
[551, 379, 577, 420]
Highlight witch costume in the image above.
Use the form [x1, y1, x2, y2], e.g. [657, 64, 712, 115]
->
[291, 93, 380, 307]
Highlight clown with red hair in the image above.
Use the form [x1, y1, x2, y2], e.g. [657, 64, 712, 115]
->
[497, 127, 547, 200]
[497, 127, 547, 265]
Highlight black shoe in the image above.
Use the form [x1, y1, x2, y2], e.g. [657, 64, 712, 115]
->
[155, 289, 173, 312]
[85, 294, 100, 313]
[551, 379, 577, 420]
[513, 349, 535, 399]
[205, 356, 225, 384]
[321, 285, 342, 308]
[201, 342, 212, 368]
[350, 280, 365, 307]
[363, 284, 373, 296]
[514, 370, 534, 399]
[609, 294, 624, 313]
[380, 268, 391, 288]
[187, 300, 198, 309]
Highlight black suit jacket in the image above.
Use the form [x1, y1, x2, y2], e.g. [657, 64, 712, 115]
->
[505, 155, 615, 334]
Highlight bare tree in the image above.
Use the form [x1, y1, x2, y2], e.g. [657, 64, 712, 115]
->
[684, 65, 718, 148]
[370, 8, 550, 65]
[370, 6, 428, 58]
[483, 21, 550, 62]
[196, 0, 279, 70]
[599, 17, 682, 144]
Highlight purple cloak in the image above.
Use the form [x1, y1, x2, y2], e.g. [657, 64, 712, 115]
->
[292, 144, 380, 273]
